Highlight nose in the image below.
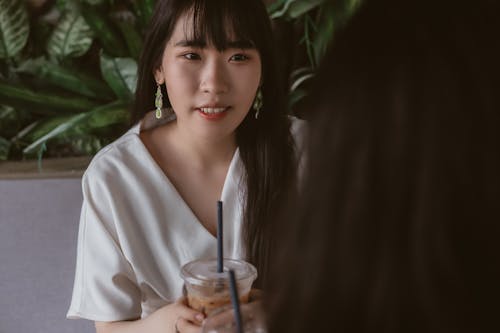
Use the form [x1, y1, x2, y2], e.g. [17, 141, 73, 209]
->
[200, 57, 229, 95]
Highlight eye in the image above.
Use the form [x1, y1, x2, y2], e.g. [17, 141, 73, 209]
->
[230, 54, 249, 62]
[182, 53, 201, 60]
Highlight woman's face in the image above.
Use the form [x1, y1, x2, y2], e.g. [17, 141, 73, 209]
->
[154, 10, 262, 142]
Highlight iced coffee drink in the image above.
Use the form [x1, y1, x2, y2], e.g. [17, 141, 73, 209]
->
[180, 259, 257, 316]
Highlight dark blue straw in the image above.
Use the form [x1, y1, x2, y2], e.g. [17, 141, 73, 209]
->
[229, 270, 243, 333]
[217, 200, 223, 273]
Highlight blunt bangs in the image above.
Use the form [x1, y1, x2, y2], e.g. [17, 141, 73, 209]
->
[181, 0, 262, 51]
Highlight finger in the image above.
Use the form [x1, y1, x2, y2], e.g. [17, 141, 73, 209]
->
[203, 308, 235, 328]
[176, 317, 202, 333]
[174, 298, 205, 324]
[249, 288, 263, 302]
[176, 296, 188, 306]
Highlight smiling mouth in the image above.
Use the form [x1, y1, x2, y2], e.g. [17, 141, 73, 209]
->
[198, 107, 228, 114]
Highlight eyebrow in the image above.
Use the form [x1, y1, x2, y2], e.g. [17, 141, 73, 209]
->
[174, 39, 206, 48]
[174, 39, 255, 49]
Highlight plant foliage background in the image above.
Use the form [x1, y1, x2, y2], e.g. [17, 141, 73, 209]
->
[0, 0, 359, 161]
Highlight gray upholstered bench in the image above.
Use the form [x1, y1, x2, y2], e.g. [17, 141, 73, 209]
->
[0, 178, 93, 333]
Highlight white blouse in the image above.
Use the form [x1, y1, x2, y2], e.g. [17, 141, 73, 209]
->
[67, 114, 306, 321]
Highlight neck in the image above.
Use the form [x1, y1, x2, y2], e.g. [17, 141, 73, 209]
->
[168, 122, 237, 169]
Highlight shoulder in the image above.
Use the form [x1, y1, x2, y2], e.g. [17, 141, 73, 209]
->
[82, 123, 143, 186]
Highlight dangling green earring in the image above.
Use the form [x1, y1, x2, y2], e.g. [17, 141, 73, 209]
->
[155, 84, 163, 119]
[253, 87, 263, 119]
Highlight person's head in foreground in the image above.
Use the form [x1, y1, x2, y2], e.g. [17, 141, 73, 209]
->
[266, 0, 500, 332]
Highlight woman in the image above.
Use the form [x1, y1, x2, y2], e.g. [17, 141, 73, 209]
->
[267, 0, 500, 332]
[67, 1, 303, 332]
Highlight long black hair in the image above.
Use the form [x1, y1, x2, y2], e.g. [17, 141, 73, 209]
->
[267, 0, 500, 332]
[133, 0, 296, 287]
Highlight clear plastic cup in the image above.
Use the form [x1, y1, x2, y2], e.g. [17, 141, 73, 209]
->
[201, 302, 267, 333]
[180, 258, 257, 316]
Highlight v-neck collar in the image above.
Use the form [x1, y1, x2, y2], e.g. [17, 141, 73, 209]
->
[128, 117, 243, 243]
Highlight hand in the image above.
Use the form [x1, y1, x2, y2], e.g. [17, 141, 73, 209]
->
[248, 288, 263, 302]
[94, 297, 205, 333]
[201, 301, 267, 333]
[150, 297, 205, 333]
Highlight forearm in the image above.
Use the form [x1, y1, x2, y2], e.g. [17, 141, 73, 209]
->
[95, 310, 176, 333]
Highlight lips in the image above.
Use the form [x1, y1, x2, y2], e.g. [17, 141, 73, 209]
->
[199, 107, 227, 114]
[196, 106, 230, 120]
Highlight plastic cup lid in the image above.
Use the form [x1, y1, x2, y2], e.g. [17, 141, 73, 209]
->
[180, 258, 257, 286]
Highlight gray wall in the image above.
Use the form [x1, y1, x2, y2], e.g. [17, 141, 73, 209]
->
[0, 178, 93, 333]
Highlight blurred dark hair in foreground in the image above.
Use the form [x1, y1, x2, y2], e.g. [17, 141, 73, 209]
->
[267, 0, 500, 332]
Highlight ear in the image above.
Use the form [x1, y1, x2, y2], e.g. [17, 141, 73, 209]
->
[153, 67, 165, 85]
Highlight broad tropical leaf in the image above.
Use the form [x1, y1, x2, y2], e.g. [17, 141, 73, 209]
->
[132, 0, 155, 29]
[81, 4, 128, 57]
[312, 4, 335, 65]
[23, 101, 128, 154]
[84, 101, 129, 129]
[67, 136, 110, 155]
[313, 0, 361, 64]
[16, 57, 113, 99]
[15, 115, 73, 144]
[0, 0, 29, 59]
[47, 10, 94, 59]
[84, 0, 106, 4]
[112, 10, 143, 59]
[0, 136, 11, 160]
[0, 105, 16, 135]
[0, 81, 98, 115]
[67, 101, 129, 135]
[270, 0, 325, 19]
[289, 88, 308, 109]
[23, 113, 88, 154]
[0, 104, 28, 138]
[290, 72, 314, 92]
[100, 52, 137, 101]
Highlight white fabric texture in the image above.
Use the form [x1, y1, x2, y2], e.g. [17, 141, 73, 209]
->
[67, 114, 306, 321]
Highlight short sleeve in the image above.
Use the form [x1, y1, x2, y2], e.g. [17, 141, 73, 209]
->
[67, 171, 142, 321]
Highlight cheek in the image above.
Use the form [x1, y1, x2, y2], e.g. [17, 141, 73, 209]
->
[166, 65, 198, 87]
[163, 62, 198, 103]
[232, 66, 261, 103]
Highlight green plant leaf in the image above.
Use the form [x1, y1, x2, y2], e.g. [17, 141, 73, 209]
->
[290, 72, 315, 92]
[16, 115, 73, 144]
[47, 10, 94, 59]
[100, 52, 137, 101]
[0, 80, 99, 115]
[270, 0, 325, 19]
[67, 135, 109, 155]
[0, 105, 17, 136]
[16, 57, 113, 99]
[112, 10, 143, 59]
[68, 100, 129, 136]
[11, 121, 39, 145]
[23, 101, 128, 154]
[289, 88, 308, 109]
[0, 136, 11, 160]
[313, 0, 361, 64]
[132, 0, 155, 29]
[313, 3, 336, 65]
[84, 0, 106, 5]
[23, 113, 88, 154]
[81, 3, 128, 57]
[0, 0, 29, 59]
[267, 0, 288, 14]
[0, 104, 29, 138]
